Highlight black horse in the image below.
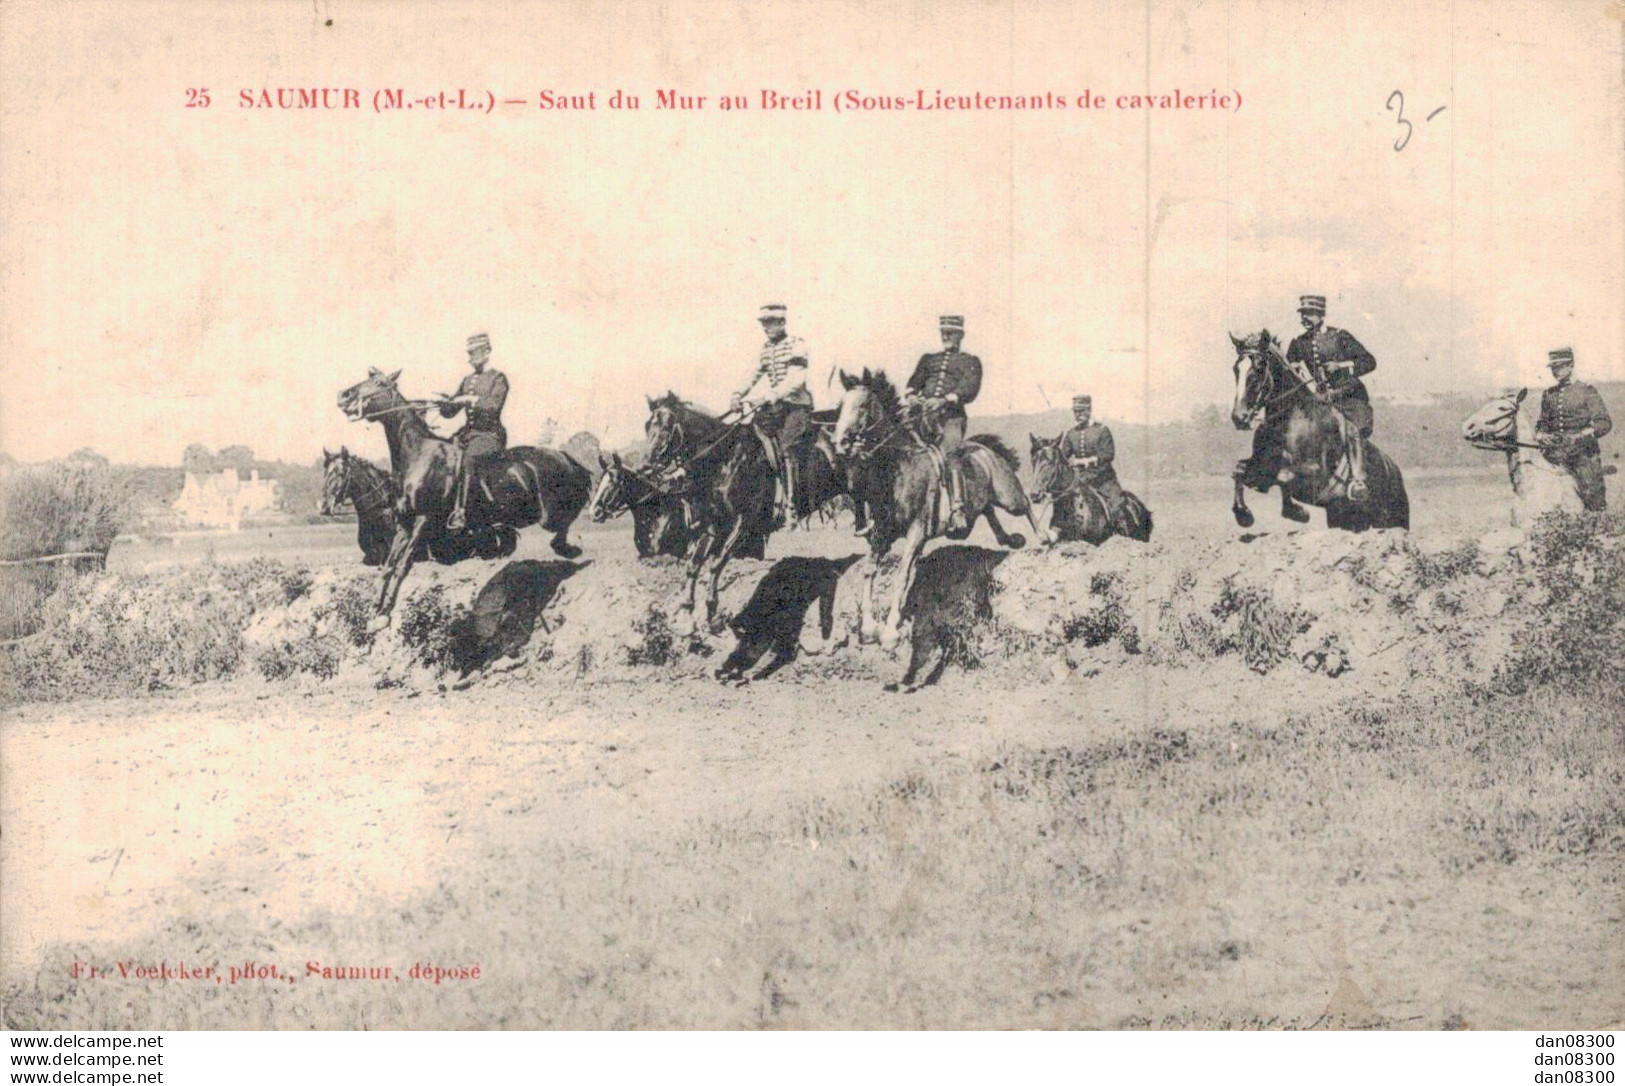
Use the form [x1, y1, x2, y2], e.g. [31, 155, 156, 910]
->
[1228, 331, 1409, 532]
[587, 452, 709, 559]
[337, 368, 591, 624]
[319, 447, 397, 565]
[643, 392, 845, 636]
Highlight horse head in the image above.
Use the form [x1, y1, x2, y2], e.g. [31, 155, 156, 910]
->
[1229, 330, 1285, 430]
[337, 367, 404, 422]
[587, 452, 630, 522]
[1027, 434, 1069, 502]
[832, 367, 897, 454]
[1462, 388, 1529, 452]
[643, 392, 689, 467]
[318, 445, 351, 516]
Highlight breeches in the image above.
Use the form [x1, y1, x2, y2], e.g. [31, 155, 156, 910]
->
[937, 413, 967, 453]
[1334, 398, 1373, 438]
[756, 403, 811, 448]
[457, 426, 506, 461]
[1568, 454, 1608, 512]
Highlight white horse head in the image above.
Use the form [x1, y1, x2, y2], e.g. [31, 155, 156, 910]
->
[1461, 389, 1581, 527]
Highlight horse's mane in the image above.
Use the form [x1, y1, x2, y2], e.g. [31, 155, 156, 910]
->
[969, 434, 1021, 471]
[649, 390, 718, 420]
[857, 369, 904, 420]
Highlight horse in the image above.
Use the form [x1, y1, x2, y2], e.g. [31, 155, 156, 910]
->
[1461, 388, 1584, 527]
[337, 368, 590, 624]
[587, 452, 696, 558]
[1228, 331, 1409, 532]
[831, 368, 1042, 652]
[642, 392, 845, 636]
[319, 447, 397, 565]
[1027, 434, 1154, 544]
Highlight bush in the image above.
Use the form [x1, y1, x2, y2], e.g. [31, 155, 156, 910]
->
[624, 606, 677, 667]
[397, 585, 463, 672]
[1493, 511, 1625, 695]
[1210, 576, 1313, 674]
[0, 463, 129, 562]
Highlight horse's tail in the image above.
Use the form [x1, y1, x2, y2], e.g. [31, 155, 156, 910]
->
[968, 434, 1020, 471]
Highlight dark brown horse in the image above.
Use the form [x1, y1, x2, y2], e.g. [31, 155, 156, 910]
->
[587, 453, 697, 559]
[319, 447, 397, 565]
[1229, 331, 1409, 532]
[337, 368, 590, 625]
[831, 368, 1041, 651]
[643, 392, 844, 636]
[1027, 434, 1154, 544]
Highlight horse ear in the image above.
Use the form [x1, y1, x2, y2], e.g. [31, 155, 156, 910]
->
[323, 447, 333, 461]
[1029, 433, 1040, 451]
[862, 366, 872, 381]
[367, 366, 381, 377]
[340, 444, 349, 455]
[598, 453, 608, 469]
[612, 452, 623, 466]
[646, 395, 656, 410]
[1229, 333, 1242, 350]
[1515, 388, 1529, 404]
[384, 369, 402, 384]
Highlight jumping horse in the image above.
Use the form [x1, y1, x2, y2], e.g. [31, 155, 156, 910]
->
[1027, 435, 1154, 544]
[1461, 389, 1585, 527]
[337, 368, 590, 624]
[319, 447, 397, 565]
[642, 392, 845, 636]
[587, 452, 704, 559]
[832, 368, 1041, 652]
[1228, 331, 1409, 532]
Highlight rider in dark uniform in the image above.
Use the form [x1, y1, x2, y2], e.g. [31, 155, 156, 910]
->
[1286, 294, 1377, 501]
[441, 332, 509, 531]
[1536, 347, 1613, 511]
[904, 315, 983, 534]
[1061, 394, 1124, 512]
[733, 304, 813, 529]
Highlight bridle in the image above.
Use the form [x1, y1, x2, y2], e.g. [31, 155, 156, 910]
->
[1235, 342, 1317, 421]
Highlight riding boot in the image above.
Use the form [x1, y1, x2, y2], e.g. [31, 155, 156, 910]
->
[448, 468, 473, 531]
[1346, 434, 1369, 502]
[782, 451, 798, 529]
[945, 463, 969, 535]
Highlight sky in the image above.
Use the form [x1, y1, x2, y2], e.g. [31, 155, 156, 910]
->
[2, 0, 1621, 466]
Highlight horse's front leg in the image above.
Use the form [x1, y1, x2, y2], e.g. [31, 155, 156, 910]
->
[702, 514, 751, 635]
[859, 540, 888, 645]
[370, 516, 429, 631]
[880, 522, 927, 653]
[1231, 463, 1257, 528]
[672, 526, 715, 638]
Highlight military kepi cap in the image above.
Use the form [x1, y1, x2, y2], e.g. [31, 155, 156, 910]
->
[758, 304, 787, 321]
[939, 315, 964, 331]
[1548, 347, 1575, 367]
[1297, 295, 1327, 314]
[1072, 394, 1092, 408]
[466, 332, 491, 350]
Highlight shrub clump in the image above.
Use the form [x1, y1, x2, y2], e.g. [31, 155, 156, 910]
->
[396, 585, 464, 672]
[624, 605, 678, 667]
[1493, 510, 1625, 695]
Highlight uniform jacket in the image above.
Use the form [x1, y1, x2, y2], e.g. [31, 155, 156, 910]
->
[1538, 379, 1613, 460]
[1286, 325, 1375, 403]
[740, 334, 812, 407]
[1061, 423, 1118, 484]
[448, 368, 509, 432]
[906, 350, 983, 416]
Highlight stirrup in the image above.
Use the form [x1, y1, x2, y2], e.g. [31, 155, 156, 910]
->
[1346, 479, 1369, 502]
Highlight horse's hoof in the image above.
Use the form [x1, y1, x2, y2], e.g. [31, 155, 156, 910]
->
[1232, 507, 1255, 528]
[1006, 533, 1026, 550]
[883, 681, 903, 693]
[551, 540, 582, 559]
[879, 629, 901, 653]
[1282, 505, 1311, 524]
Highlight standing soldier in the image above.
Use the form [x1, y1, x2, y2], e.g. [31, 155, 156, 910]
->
[441, 332, 509, 531]
[1287, 294, 1377, 501]
[1536, 347, 1613, 511]
[733, 304, 813, 529]
[905, 315, 983, 535]
[1061, 394, 1124, 514]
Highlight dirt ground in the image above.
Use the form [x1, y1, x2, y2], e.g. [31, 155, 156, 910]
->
[3, 468, 1621, 1029]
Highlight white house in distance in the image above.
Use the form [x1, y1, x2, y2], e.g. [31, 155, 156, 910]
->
[172, 468, 280, 530]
